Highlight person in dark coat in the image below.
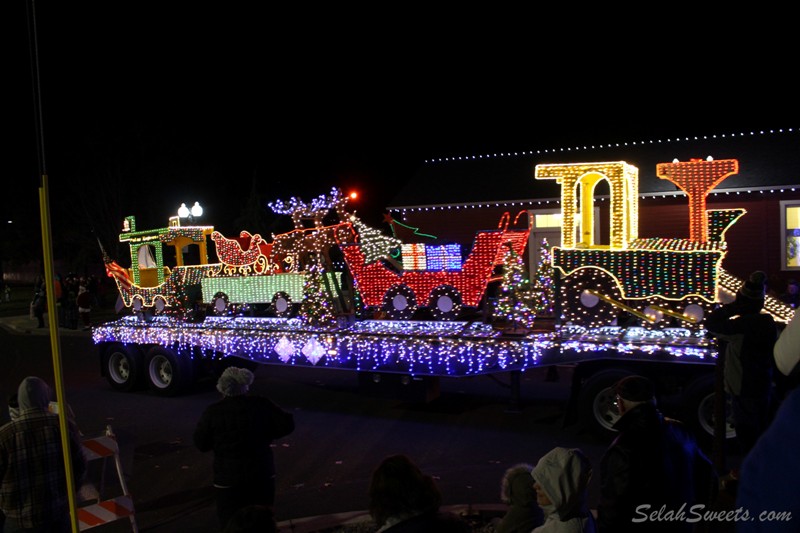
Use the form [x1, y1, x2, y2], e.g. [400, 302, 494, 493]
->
[193, 366, 294, 530]
[705, 270, 778, 457]
[494, 462, 544, 533]
[0, 376, 86, 532]
[735, 387, 800, 532]
[367, 454, 471, 532]
[597, 375, 717, 533]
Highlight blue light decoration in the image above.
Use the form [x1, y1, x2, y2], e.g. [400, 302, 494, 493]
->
[92, 315, 715, 377]
[424, 244, 462, 271]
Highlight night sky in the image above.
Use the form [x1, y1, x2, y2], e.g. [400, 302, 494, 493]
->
[8, 3, 795, 270]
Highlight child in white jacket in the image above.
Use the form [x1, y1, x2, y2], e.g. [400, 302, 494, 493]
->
[531, 447, 596, 533]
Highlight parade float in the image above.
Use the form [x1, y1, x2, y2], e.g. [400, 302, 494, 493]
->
[93, 158, 795, 440]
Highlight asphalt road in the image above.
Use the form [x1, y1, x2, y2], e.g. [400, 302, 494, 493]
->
[0, 317, 613, 532]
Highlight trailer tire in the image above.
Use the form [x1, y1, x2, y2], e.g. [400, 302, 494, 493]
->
[578, 369, 633, 439]
[383, 284, 417, 320]
[103, 343, 144, 392]
[683, 373, 736, 445]
[145, 347, 193, 396]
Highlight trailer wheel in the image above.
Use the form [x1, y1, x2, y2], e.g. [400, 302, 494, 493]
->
[428, 285, 462, 321]
[145, 347, 193, 396]
[103, 343, 144, 392]
[383, 284, 417, 320]
[211, 292, 230, 315]
[683, 373, 736, 444]
[578, 369, 633, 439]
[271, 292, 294, 317]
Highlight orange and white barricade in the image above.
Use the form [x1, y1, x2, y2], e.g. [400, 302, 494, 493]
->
[77, 426, 138, 532]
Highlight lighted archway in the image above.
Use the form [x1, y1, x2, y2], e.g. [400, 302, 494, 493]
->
[535, 162, 639, 250]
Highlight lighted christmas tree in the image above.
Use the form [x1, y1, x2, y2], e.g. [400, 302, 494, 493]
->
[495, 242, 536, 330]
[351, 215, 402, 263]
[300, 259, 338, 329]
[532, 238, 555, 316]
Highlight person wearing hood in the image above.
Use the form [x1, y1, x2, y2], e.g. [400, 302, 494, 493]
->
[705, 270, 778, 458]
[531, 447, 596, 533]
[0, 376, 86, 532]
[494, 463, 544, 533]
[193, 366, 295, 531]
[367, 454, 471, 532]
[597, 375, 716, 532]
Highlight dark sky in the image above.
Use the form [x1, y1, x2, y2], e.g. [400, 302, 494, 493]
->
[9, 3, 796, 244]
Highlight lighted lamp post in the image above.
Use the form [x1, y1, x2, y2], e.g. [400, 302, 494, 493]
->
[178, 202, 203, 224]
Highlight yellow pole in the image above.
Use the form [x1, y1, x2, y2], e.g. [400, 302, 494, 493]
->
[39, 175, 80, 533]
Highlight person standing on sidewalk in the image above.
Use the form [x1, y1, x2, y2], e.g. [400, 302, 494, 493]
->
[193, 367, 295, 530]
[705, 270, 778, 458]
[76, 284, 92, 331]
[0, 376, 86, 532]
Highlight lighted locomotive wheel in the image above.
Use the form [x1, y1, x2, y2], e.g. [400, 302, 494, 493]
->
[382, 284, 417, 320]
[560, 268, 624, 328]
[428, 285, 462, 321]
[271, 292, 295, 317]
[211, 292, 230, 316]
[153, 296, 168, 315]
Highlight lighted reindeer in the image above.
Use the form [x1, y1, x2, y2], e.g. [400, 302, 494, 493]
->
[268, 187, 356, 272]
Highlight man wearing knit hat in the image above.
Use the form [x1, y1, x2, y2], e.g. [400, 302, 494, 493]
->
[706, 270, 778, 458]
[597, 375, 716, 532]
[194, 367, 295, 530]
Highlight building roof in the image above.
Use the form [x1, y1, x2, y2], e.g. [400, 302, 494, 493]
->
[388, 128, 800, 209]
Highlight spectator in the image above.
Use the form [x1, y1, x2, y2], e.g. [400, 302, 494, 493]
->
[31, 278, 46, 328]
[774, 310, 800, 381]
[367, 454, 471, 532]
[705, 270, 778, 457]
[77, 284, 92, 331]
[779, 278, 799, 309]
[0, 376, 86, 532]
[193, 367, 294, 530]
[735, 383, 800, 530]
[493, 462, 544, 533]
[597, 375, 717, 533]
[531, 447, 595, 533]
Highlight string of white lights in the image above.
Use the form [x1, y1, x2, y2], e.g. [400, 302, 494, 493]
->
[424, 128, 796, 164]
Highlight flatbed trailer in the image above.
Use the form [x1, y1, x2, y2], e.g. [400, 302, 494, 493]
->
[92, 316, 722, 440]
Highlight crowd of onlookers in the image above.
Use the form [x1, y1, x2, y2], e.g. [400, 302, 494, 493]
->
[29, 272, 101, 331]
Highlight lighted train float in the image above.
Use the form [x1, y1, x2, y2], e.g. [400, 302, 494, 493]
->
[94, 161, 795, 445]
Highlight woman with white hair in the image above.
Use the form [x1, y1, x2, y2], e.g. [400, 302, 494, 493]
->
[194, 366, 295, 531]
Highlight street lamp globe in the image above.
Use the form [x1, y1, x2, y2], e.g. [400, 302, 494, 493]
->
[191, 202, 203, 218]
[178, 203, 190, 218]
